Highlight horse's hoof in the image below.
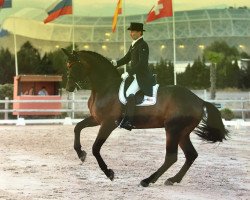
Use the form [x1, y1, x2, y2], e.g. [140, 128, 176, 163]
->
[164, 179, 174, 186]
[79, 151, 87, 162]
[140, 180, 149, 187]
[107, 169, 114, 181]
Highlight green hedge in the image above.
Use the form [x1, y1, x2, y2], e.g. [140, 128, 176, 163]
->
[0, 84, 13, 100]
[220, 108, 234, 120]
[0, 84, 14, 119]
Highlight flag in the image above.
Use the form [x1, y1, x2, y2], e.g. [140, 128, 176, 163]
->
[0, 0, 12, 8]
[112, 0, 122, 32]
[0, 28, 9, 37]
[44, 0, 72, 24]
[146, 0, 173, 23]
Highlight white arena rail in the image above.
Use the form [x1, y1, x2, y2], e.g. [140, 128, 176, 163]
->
[0, 98, 88, 125]
[0, 98, 249, 127]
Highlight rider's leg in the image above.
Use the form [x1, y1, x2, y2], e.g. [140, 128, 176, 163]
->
[119, 94, 136, 131]
[126, 75, 140, 97]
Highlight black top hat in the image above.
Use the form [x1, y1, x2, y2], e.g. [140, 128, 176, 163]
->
[127, 22, 145, 31]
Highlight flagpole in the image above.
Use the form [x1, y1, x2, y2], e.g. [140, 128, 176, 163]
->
[172, 1, 176, 85]
[13, 18, 18, 76]
[72, 0, 75, 51]
[14, 33, 18, 75]
[123, 0, 126, 73]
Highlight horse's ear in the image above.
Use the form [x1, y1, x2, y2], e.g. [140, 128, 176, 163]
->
[61, 48, 70, 57]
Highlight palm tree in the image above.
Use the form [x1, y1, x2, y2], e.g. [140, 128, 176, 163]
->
[204, 51, 224, 99]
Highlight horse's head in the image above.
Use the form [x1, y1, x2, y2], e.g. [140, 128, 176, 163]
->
[62, 48, 89, 92]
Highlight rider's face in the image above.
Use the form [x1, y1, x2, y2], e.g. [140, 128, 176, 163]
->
[130, 30, 142, 40]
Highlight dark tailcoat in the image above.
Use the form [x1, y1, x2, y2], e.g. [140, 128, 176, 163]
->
[116, 38, 155, 96]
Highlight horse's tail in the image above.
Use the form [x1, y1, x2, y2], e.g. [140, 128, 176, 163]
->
[195, 101, 229, 143]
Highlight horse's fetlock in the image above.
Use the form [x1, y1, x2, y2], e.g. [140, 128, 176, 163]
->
[168, 176, 182, 184]
[140, 178, 150, 187]
[74, 144, 81, 151]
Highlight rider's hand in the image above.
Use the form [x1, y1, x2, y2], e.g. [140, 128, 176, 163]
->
[121, 72, 129, 80]
[111, 60, 117, 66]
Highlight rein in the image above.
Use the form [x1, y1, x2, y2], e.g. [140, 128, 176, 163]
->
[66, 60, 84, 90]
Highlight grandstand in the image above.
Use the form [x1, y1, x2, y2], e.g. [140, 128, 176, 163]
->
[1, 7, 250, 69]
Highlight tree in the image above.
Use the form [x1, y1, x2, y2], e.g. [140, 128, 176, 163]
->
[239, 60, 250, 88]
[239, 52, 250, 89]
[154, 58, 174, 86]
[49, 48, 69, 87]
[0, 48, 15, 84]
[203, 41, 240, 99]
[36, 53, 56, 75]
[204, 50, 224, 99]
[178, 57, 209, 89]
[224, 59, 240, 88]
[17, 41, 41, 74]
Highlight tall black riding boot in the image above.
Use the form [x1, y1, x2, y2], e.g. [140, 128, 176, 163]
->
[119, 94, 136, 131]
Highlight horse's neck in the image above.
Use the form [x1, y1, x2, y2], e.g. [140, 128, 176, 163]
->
[89, 72, 121, 94]
[82, 52, 121, 93]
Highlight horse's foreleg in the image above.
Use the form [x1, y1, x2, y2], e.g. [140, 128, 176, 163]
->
[165, 135, 198, 185]
[74, 116, 98, 162]
[140, 130, 179, 187]
[92, 119, 117, 181]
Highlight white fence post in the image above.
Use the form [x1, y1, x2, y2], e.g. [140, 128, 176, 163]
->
[63, 117, 72, 125]
[204, 89, 207, 100]
[4, 97, 9, 120]
[16, 117, 26, 126]
[241, 97, 245, 120]
[72, 92, 75, 119]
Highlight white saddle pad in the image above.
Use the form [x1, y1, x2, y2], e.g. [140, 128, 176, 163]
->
[118, 79, 159, 106]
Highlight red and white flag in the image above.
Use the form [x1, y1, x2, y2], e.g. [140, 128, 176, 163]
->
[146, 0, 173, 23]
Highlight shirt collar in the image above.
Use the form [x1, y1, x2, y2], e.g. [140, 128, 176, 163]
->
[132, 36, 143, 47]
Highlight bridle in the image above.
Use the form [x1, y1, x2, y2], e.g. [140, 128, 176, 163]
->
[66, 60, 81, 69]
[66, 56, 87, 90]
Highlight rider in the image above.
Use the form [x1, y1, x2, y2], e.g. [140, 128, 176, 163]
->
[111, 22, 155, 131]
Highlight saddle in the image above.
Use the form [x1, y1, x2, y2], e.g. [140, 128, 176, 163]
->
[118, 76, 159, 106]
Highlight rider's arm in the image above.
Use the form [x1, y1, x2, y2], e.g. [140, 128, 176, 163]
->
[116, 47, 131, 67]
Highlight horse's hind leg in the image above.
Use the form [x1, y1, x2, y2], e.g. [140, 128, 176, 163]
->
[74, 116, 98, 162]
[165, 135, 198, 185]
[140, 128, 179, 187]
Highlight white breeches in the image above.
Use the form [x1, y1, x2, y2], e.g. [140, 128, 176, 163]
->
[126, 75, 140, 97]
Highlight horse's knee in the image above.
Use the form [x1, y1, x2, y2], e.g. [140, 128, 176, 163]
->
[186, 151, 198, 165]
[92, 145, 100, 157]
[74, 123, 82, 134]
[165, 153, 178, 165]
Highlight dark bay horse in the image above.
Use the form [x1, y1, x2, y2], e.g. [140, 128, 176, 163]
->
[62, 48, 228, 187]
